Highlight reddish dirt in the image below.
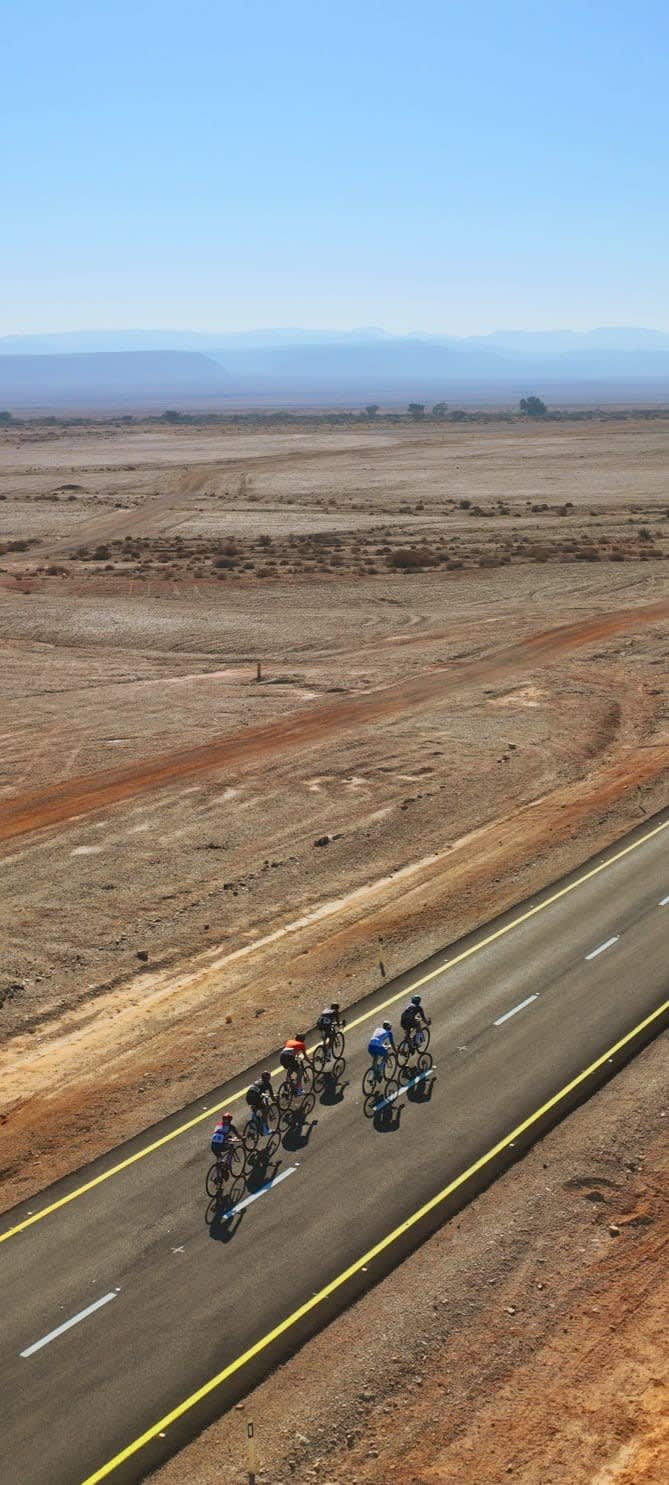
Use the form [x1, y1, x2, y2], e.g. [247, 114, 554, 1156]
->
[1, 600, 667, 846]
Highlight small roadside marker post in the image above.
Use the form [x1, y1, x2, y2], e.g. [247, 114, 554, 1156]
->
[247, 1419, 257, 1484]
[256, 661, 262, 682]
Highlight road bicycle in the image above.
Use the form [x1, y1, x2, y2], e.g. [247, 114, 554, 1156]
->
[205, 1140, 245, 1200]
[397, 1022, 431, 1065]
[277, 1060, 314, 1114]
[242, 1098, 280, 1152]
[311, 1018, 346, 1075]
[362, 1048, 397, 1098]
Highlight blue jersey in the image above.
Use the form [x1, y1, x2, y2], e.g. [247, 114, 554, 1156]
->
[368, 1026, 393, 1056]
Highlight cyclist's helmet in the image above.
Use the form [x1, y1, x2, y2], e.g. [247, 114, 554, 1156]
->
[332, 1001, 340, 1011]
[260, 1070, 272, 1082]
[221, 1111, 233, 1121]
[296, 1032, 306, 1041]
[382, 1020, 392, 1031]
[411, 994, 421, 1006]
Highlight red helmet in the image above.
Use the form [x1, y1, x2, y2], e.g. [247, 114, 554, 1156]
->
[221, 1111, 233, 1121]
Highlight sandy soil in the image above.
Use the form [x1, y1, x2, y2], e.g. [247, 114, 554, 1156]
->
[0, 417, 667, 1481]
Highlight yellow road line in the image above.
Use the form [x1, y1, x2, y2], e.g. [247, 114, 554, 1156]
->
[1, 817, 667, 1247]
[80, 992, 669, 1485]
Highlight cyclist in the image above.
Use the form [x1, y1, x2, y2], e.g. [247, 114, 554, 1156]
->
[245, 1071, 275, 1134]
[279, 1033, 308, 1096]
[367, 1020, 395, 1081]
[317, 1001, 342, 1053]
[210, 1111, 241, 1166]
[400, 993, 431, 1051]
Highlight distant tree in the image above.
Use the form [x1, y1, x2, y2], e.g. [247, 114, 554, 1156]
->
[0, 411, 13, 425]
[519, 396, 547, 417]
[408, 402, 425, 419]
[432, 402, 448, 418]
[365, 404, 379, 419]
[161, 409, 182, 423]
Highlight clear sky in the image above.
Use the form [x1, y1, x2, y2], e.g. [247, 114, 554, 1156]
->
[3, 0, 668, 335]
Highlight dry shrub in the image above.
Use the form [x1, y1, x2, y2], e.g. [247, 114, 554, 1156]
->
[387, 546, 439, 571]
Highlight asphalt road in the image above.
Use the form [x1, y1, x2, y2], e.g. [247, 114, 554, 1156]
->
[1, 813, 667, 1485]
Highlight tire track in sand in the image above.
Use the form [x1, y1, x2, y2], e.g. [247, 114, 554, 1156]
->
[1, 600, 667, 845]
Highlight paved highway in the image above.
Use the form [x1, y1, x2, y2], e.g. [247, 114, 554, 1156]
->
[1, 813, 667, 1485]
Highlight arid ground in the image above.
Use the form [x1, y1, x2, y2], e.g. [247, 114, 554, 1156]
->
[0, 415, 667, 1481]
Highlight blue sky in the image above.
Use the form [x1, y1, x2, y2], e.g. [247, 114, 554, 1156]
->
[3, 0, 668, 334]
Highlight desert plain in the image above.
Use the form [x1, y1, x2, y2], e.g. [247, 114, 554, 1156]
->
[0, 413, 667, 1482]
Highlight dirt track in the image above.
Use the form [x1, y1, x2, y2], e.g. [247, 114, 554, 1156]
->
[1, 601, 667, 845]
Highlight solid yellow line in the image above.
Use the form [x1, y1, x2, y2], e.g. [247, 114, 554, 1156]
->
[1, 816, 666, 1247]
[80, 991, 669, 1484]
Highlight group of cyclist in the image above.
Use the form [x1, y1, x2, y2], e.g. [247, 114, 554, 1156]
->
[368, 992, 430, 1079]
[210, 993, 430, 1163]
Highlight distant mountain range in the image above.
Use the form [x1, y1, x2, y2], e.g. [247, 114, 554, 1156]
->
[1, 328, 669, 411]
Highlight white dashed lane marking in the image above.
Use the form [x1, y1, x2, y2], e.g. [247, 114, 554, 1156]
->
[20, 1291, 119, 1358]
[585, 936, 620, 961]
[224, 1164, 298, 1220]
[494, 994, 538, 1027]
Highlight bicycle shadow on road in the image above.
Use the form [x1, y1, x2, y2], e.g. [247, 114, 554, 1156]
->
[404, 1071, 437, 1106]
[206, 1187, 246, 1244]
[316, 1066, 348, 1107]
[281, 1111, 319, 1153]
[368, 1096, 403, 1134]
[245, 1148, 282, 1193]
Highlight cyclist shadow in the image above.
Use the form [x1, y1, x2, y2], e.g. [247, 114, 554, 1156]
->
[206, 1189, 246, 1244]
[281, 1110, 318, 1153]
[369, 1096, 403, 1134]
[246, 1147, 282, 1192]
[316, 1066, 348, 1107]
[400, 1069, 436, 1104]
[406, 1073, 436, 1105]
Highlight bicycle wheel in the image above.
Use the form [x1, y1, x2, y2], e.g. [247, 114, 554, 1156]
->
[364, 1092, 383, 1119]
[278, 1080, 293, 1112]
[205, 1162, 224, 1200]
[383, 1078, 399, 1102]
[311, 1043, 326, 1076]
[384, 1050, 397, 1079]
[331, 1029, 345, 1059]
[265, 1100, 280, 1133]
[397, 1037, 412, 1066]
[362, 1065, 378, 1097]
[331, 1056, 345, 1081]
[416, 1051, 434, 1076]
[415, 1025, 431, 1054]
[229, 1144, 246, 1179]
[301, 1091, 316, 1119]
[398, 1061, 414, 1088]
[265, 1129, 281, 1159]
[301, 1062, 314, 1095]
[242, 1118, 259, 1152]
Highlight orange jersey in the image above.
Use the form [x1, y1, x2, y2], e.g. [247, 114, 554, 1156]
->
[283, 1038, 306, 1056]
